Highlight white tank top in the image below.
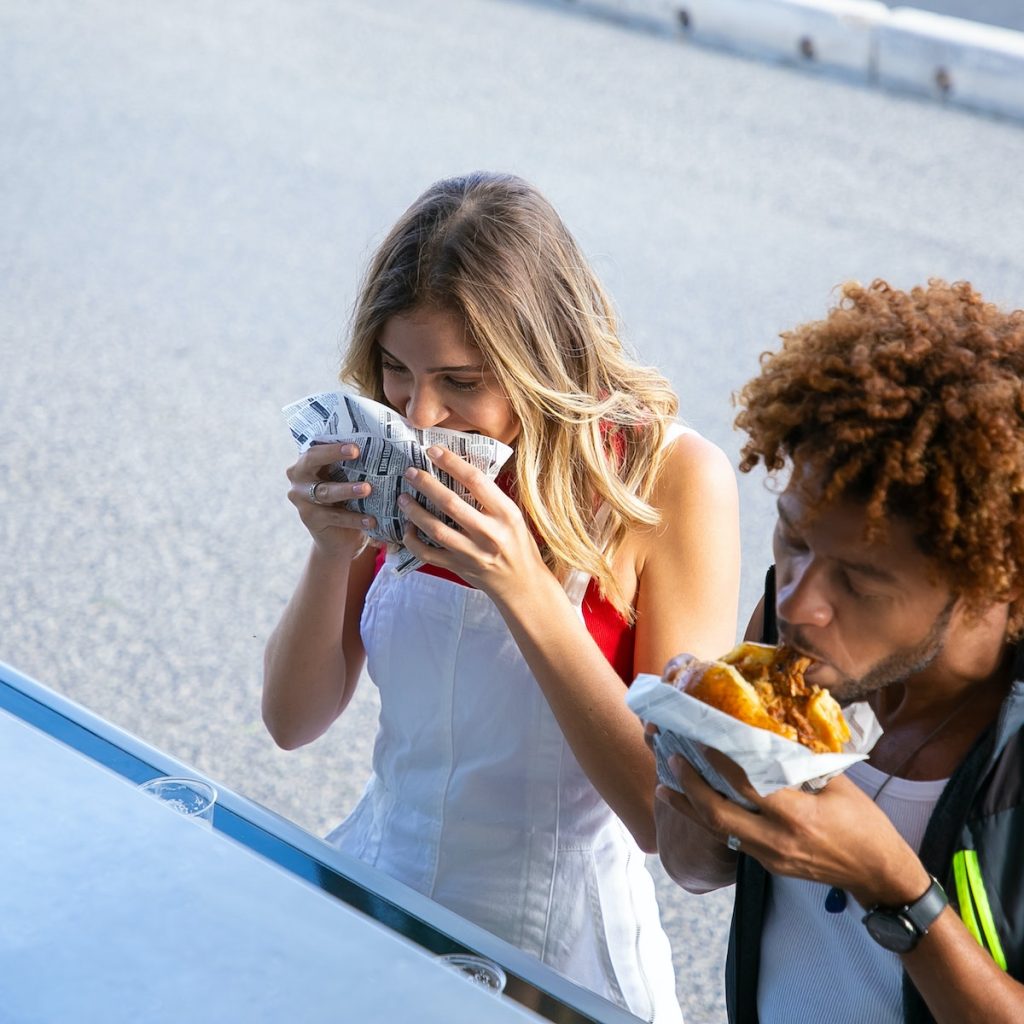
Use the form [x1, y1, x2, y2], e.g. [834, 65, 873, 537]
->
[757, 761, 949, 1024]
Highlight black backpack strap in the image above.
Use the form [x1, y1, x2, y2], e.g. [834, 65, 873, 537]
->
[724, 565, 778, 1023]
[761, 566, 778, 645]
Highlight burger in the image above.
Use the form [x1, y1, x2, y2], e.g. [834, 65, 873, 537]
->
[663, 642, 851, 754]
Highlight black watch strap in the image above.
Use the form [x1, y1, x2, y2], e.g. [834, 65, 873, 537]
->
[863, 876, 948, 953]
[903, 876, 948, 934]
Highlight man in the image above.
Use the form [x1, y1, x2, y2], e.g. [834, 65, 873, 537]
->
[655, 279, 1024, 1023]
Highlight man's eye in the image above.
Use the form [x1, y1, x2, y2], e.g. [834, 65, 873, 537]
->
[775, 526, 805, 552]
[838, 571, 886, 603]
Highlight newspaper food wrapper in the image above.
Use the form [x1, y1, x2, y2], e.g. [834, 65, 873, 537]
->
[283, 390, 514, 575]
[626, 673, 882, 810]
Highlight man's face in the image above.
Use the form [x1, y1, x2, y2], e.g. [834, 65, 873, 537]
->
[772, 477, 958, 703]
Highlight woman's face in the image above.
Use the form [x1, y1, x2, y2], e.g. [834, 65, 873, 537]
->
[377, 308, 521, 446]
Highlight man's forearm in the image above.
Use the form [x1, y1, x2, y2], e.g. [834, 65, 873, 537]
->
[903, 909, 1024, 1024]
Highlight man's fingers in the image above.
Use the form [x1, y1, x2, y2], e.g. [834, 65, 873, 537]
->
[701, 748, 762, 805]
[671, 756, 752, 837]
[654, 783, 693, 815]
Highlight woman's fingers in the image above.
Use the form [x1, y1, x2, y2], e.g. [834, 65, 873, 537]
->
[286, 443, 363, 506]
[284, 442, 380, 541]
[422, 446, 513, 512]
[397, 495, 468, 568]
[391, 446, 541, 598]
[305, 477, 371, 508]
[399, 476, 484, 541]
[289, 441, 359, 477]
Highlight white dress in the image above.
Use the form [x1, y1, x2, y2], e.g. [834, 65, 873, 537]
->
[327, 556, 683, 1022]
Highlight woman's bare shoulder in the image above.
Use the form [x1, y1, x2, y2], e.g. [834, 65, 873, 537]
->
[650, 427, 738, 512]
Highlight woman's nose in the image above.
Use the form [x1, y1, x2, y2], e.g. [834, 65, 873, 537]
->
[776, 560, 833, 629]
[403, 383, 448, 430]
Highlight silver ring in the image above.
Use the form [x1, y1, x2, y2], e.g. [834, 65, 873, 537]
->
[726, 834, 742, 852]
[308, 481, 327, 505]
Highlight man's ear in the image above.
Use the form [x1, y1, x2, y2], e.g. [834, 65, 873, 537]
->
[743, 597, 765, 643]
[951, 594, 1014, 638]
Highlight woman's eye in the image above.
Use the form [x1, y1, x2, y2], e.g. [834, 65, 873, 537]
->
[445, 377, 481, 392]
[380, 360, 406, 374]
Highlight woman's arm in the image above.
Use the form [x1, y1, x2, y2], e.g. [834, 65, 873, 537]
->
[398, 435, 741, 852]
[262, 543, 377, 749]
[262, 443, 379, 750]
[631, 433, 741, 672]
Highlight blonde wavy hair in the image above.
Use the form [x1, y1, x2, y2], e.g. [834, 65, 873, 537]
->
[340, 172, 679, 618]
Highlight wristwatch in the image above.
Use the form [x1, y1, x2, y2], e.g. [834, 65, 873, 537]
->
[863, 876, 948, 954]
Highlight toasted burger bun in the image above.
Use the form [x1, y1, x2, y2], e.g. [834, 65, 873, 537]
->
[663, 642, 851, 753]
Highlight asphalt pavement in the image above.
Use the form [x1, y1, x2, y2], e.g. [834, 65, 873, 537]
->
[3, 2, 1023, 1022]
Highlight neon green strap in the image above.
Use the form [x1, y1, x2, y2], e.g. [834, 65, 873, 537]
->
[963, 850, 1008, 971]
[953, 851, 983, 947]
[953, 849, 1008, 971]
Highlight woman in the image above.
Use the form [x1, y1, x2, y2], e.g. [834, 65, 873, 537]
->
[263, 172, 740, 1020]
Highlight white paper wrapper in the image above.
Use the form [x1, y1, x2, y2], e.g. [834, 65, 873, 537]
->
[626, 672, 882, 809]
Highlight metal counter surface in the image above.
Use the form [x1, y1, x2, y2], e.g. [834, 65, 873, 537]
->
[0, 663, 642, 1024]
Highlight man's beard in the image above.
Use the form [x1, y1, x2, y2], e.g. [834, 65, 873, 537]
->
[782, 597, 957, 705]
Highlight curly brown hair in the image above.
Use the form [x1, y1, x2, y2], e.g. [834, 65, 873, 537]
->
[735, 279, 1024, 637]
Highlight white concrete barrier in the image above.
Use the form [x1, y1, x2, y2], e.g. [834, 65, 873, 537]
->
[877, 8, 1024, 120]
[548, 0, 1024, 122]
[677, 0, 886, 76]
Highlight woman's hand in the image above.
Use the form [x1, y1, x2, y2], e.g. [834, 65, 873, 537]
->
[287, 442, 377, 557]
[658, 750, 928, 909]
[397, 446, 547, 603]
[400, 445, 665, 848]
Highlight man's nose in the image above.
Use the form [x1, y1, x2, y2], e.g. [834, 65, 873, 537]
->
[776, 561, 833, 629]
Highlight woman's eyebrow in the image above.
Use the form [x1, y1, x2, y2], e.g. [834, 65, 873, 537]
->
[378, 344, 484, 374]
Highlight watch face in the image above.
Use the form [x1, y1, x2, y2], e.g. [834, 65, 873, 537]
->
[865, 911, 918, 953]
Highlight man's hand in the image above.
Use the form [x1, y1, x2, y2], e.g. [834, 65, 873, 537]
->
[647, 724, 737, 892]
[659, 749, 928, 909]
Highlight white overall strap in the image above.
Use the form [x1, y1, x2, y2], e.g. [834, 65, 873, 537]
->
[561, 500, 611, 607]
